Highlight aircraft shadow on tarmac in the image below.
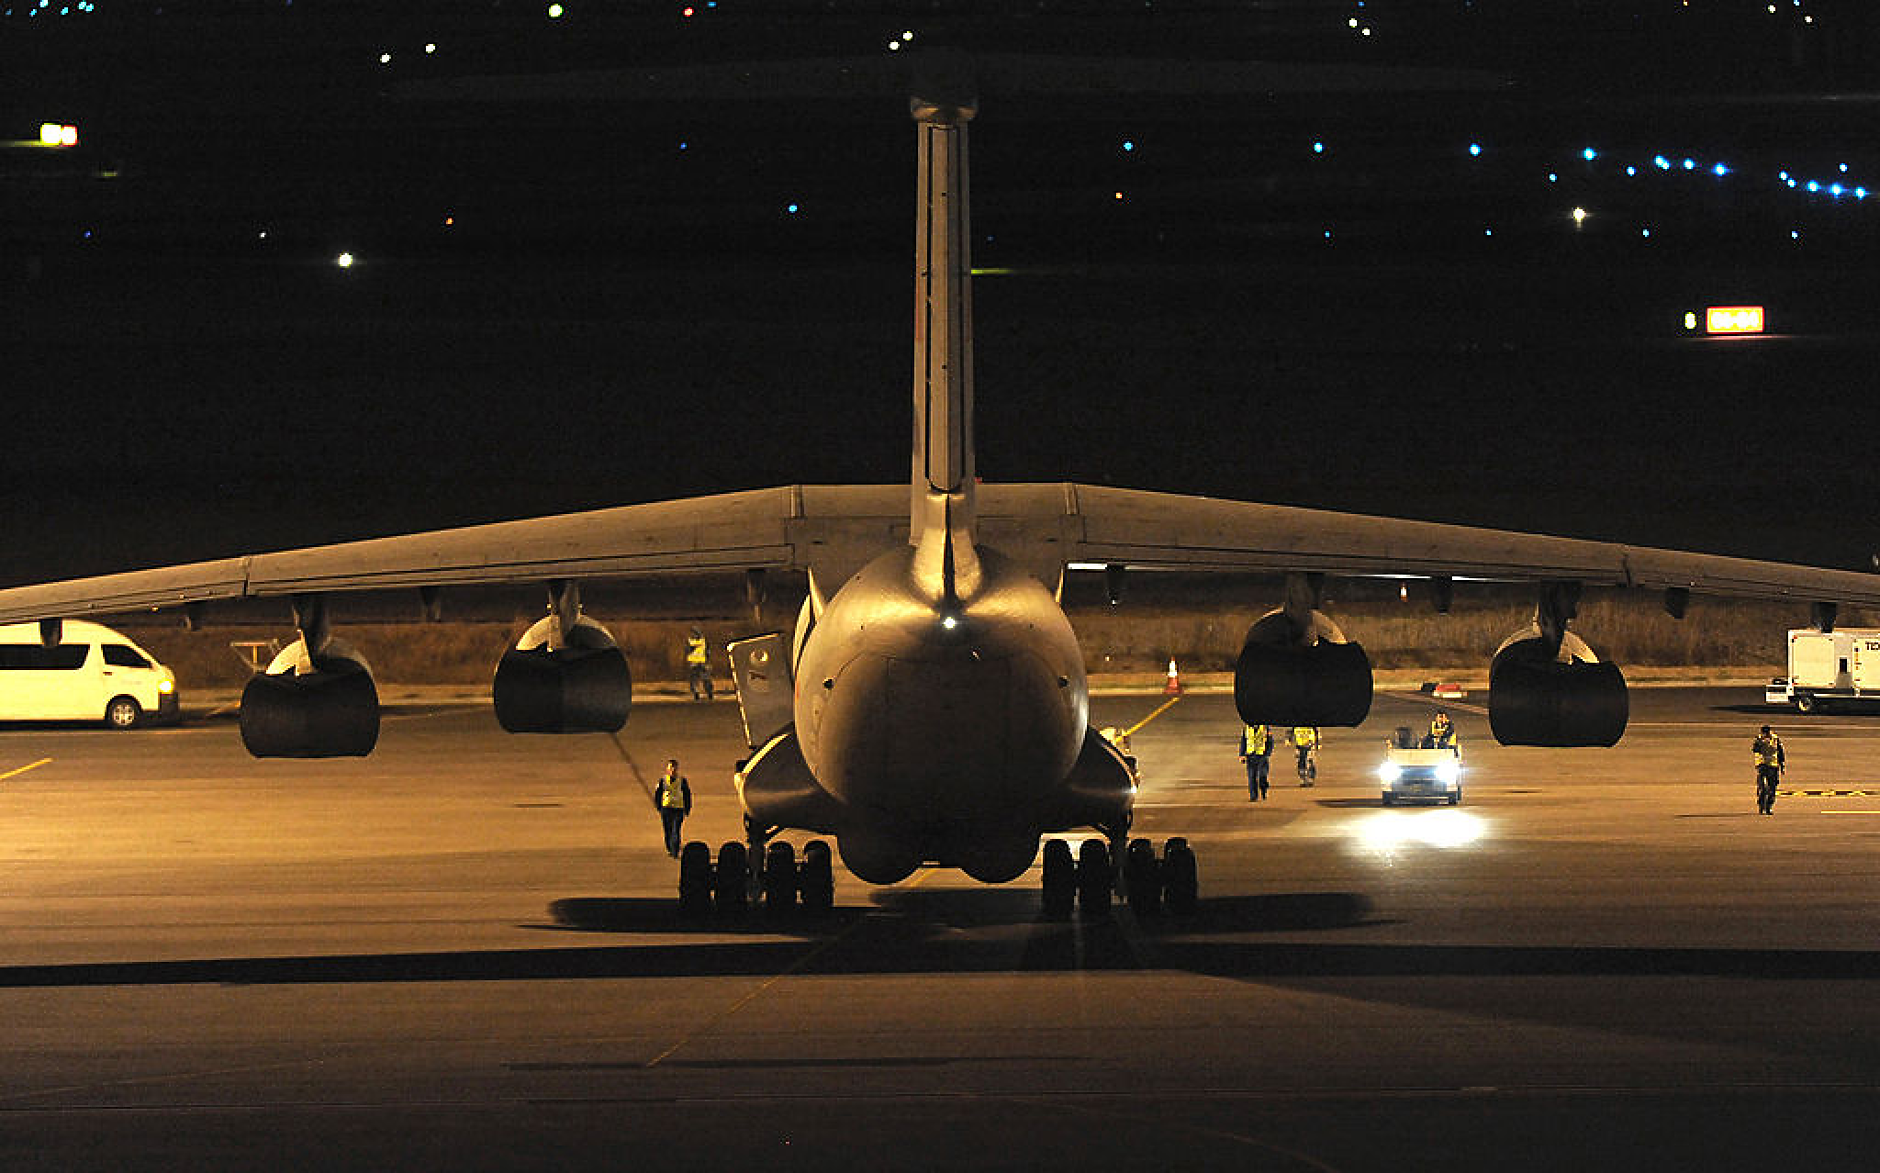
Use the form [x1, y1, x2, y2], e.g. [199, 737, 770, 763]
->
[12, 886, 1880, 988]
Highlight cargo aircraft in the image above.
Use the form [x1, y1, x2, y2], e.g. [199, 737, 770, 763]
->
[6, 88, 1880, 915]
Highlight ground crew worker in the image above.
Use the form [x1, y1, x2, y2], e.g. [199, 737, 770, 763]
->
[684, 626, 713, 702]
[1753, 725, 1785, 815]
[654, 758, 692, 857]
[1427, 710, 1457, 750]
[1240, 723, 1273, 802]
[1290, 725, 1320, 787]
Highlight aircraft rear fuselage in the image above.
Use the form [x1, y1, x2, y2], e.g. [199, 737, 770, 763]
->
[793, 540, 1088, 884]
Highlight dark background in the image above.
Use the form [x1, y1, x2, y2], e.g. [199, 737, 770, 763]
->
[6, 2, 1880, 583]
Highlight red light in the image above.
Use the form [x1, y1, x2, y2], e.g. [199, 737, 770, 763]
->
[681, 5, 694, 14]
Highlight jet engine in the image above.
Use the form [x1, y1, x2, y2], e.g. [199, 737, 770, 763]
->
[1488, 628, 1627, 747]
[1234, 604, 1372, 729]
[493, 613, 631, 734]
[240, 638, 380, 758]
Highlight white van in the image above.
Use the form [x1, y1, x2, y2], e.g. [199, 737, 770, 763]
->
[0, 621, 177, 728]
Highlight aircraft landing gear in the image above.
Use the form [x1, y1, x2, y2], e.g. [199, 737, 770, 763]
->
[1076, 838, 1112, 916]
[1041, 839, 1076, 918]
[672, 818, 834, 916]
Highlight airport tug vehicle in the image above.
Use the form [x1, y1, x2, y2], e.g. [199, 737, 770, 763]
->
[1377, 726, 1463, 806]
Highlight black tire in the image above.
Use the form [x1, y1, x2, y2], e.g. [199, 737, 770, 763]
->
[678, 841, 713, 916]
[1448, 789, 1462, 806]
[1076, 838, 1111, 915]
[713, 842, 749, 912]
[1124, 838, 1161, 914]
[105, 696, 142, 730]
[762, 840, 798, 912]
[1161, 838, 1198, 915]
[800, 840, 835, 912]
[1381, 792, 1396, 806]
[1041, 838, 1075, 918]
[1796, 693, 1818, 714]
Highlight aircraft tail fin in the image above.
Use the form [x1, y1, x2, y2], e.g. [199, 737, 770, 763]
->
[910, 83, 977, 548]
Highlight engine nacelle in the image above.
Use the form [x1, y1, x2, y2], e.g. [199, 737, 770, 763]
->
[1488, 631, 1628, 747]
[492, 615, 631, 734]
[1234, 608, 1372, 728]
[240, 640, 380, 758]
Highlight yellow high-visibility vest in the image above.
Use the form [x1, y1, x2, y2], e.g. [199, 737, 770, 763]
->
[1754, 735, 1783, 768]
[658, 777, 687, 809]
[1292, 726, 1318, 749]
[685, 636, 708, 665]
[1242, 726, 1270, 755]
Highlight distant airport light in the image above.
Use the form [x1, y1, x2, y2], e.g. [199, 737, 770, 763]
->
[1831, 184, 1845, 197]
[1571, 207, 1588, 226]
[378, 51, 392, 64]
[1312, 140, 1324, 154]
[39, 122, 77, 147]
[425, 43, 436, 54]
[1806, 181, 1820, 192]
[1121, 140, 1134, 152]
[1582, 147, 1597, 161]
[1779, 171, 1790, 182]
[1713, 163, 1729, 177]
[1468, 142, 1482, 157]
[1705, 306, 1765, 335]
[547, 2, 563, 16]
[336, 252, 355, 268]
[1654, 155, 1671, 170]
[1547, 172, 1558, 183]
[1625, 166, 1637, 177]
[1682, 158, 1695, 170]
[1684, 311, 1698, 330]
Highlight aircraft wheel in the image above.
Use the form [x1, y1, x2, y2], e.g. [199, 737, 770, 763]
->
[1041, 839, 1075, 918]
[1076, 838, 1111, 916]
[762, 840, 798, 913]
[1124, 838, 1161, 914]
[1161, 837, 1198, 915]
[800, 840, 835, 912]
[1381, 792, 1396, 807]
[678, 841, 713, 916]
[713, 842, 749, 912]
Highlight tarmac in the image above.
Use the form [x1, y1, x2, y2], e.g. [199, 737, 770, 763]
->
[2, 684, 1877, 1171]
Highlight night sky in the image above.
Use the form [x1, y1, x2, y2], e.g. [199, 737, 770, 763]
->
[6, 3, 1880, 585]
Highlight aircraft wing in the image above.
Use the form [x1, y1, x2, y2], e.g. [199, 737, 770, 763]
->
[1054, 484, 1880, 606]
[0, 480, 1876, 626]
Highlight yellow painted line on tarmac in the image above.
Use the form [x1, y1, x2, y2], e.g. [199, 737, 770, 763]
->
[0, 757, 51, 782]
[1123, 695, 1183, 737]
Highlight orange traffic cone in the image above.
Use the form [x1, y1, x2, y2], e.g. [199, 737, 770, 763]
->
[1164, 657, 1183, 695]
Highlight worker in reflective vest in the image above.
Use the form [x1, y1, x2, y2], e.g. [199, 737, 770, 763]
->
[1290, 725, 1320, 786]
[685, 626, 713, 702]
[1753, 725, 1785, 815]
[1240, 724, 1272, 802]
[654, 758, 693, 857]
[1427, 711, 1456, 750]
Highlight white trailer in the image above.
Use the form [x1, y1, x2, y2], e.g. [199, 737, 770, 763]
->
[1767, 628, 1880, 713]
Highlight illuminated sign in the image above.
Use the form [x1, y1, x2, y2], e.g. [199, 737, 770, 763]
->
[1705, 305, 1764, 335]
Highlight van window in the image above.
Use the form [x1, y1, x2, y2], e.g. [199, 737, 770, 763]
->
[102, 645, 151, 669]
[0, 644, 90, 670]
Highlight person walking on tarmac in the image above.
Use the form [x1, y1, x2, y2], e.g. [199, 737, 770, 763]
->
[1753, 725, 1786, 815]
[1426, 710, 1457, 750]
[1289, 725, 1320, 787]
[654, 758, 692, 857]
[684, 626, 713, 702]
[1240, 723, 1273, 802]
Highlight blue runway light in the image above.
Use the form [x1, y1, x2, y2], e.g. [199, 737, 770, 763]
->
[1468, 143, 1482, 157]
[1582, 147, 1597, 161]
[1547, 172, 1558, 183]
[1807, 181, 1819, 192]
[1654, 156, 1671, 170]
[1858, 188, 1869, 200]
[786, 203, 799, 214]
[1626, 166, 1637, 177]
[1122, 140, 1135, 152]
[1682, 158, 1695, 170]
[1779, 171, 1790, 182]
[1831, 184, 1845, 196]
[1312, 140, 1325, 154]
[1712, 163, 1729, 177]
